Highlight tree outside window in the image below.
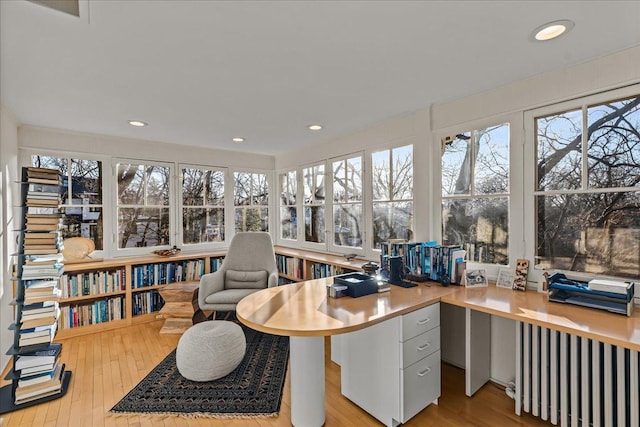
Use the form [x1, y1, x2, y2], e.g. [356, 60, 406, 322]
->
[372, 145, 413, 249]
[441, 124, 509, 265]
[534, 95, 640, 279]
[303, 164, 325, 243]
[181, 166, 225, 244]
[333, 155, 362, 248]
[116, 162, 171, 248]
[234, 172, 269, 232]
[31, 155, 103, 250]
[279, 170, 297, 240]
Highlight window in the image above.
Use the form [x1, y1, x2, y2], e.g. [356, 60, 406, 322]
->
[31, 155, 104, 250]
[233, 172, 269, 232]
[441, 124, 510, 265]
[181, 166, 225, 244]
[116, 161, 171, 249]
[532, 94, 640, 279]
[303, 163, 325, 243]
[332, 155, 362, 248]
[372, 145, 413, 249]
[279, 170, 297, 240]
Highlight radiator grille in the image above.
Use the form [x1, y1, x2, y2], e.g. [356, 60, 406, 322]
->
[516, 322, 640, 427]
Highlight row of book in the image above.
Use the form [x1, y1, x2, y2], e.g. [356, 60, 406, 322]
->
[381, 241, 467, 285]
[276, 255, 304, 279]
[12, 167, 67, 406]
[310, 263, 354, 279]
[58, 297, 125, 330]
[132, 290, 164, 316]
[210, 257, 223, 273]
[59, 269, 125, 298]
[130, 259, 205, 288]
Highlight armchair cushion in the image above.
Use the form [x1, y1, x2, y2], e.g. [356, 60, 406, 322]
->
[225, 269, 268, 289]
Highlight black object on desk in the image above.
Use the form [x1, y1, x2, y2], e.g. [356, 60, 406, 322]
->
[334, 272, 379, 298]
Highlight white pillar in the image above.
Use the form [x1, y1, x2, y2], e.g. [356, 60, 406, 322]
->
[290, 336, 325, 427]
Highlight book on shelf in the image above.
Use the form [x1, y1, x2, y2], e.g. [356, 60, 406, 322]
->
[14, 363, 65, 404]
[19, 323, 57, 347]
[23, 248, 61, 255]
[15, 343, 62, 371]
[27, 183, 60, 193]
[26, 198, 60, 206]
[24, 254, 64, 264]
[26, 206, 60, 215]
[20, 312, 59, 330]
[18, 362, 61, 387]
[26, 193, 60, 201]
[26, 214, 61, 224]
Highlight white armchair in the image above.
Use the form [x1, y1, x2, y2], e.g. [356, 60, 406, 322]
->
[198, 232, 278, 312]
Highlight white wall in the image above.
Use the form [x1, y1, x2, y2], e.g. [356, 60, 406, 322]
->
[1, 103, 19, 373]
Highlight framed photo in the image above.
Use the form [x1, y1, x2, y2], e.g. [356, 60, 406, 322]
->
[464, 268, 488, 288]
[496, 268, 515, 289]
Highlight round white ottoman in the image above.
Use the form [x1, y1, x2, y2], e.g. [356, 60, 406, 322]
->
[176, 320, 246, 382]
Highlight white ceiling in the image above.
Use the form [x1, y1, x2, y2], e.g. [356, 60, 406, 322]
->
[2, 1, 640, 155]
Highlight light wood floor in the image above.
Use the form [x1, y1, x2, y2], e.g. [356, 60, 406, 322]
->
[1, 320, 551, 427]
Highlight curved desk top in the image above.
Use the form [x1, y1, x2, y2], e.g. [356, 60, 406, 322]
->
[236, 278, 452, 337]
[237, 279, 640, 351]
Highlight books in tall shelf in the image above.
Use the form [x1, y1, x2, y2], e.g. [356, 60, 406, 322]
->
[132, 290, 164, 316]
[58, 296, 125, 329]
[0, 167, 71, 414]
[276, 254, 304, 280]
[130, 259, 205, 288]
[310, 262, 356, 279]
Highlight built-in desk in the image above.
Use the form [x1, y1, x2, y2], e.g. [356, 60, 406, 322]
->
[237, 280, 640, 427]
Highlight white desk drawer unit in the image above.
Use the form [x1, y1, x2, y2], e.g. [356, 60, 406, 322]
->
[402, 302, 440, 341]
[341, 302, 441, 427]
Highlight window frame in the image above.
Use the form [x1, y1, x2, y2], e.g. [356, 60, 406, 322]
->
[277, 169, 299, 243]
[178, 163, 229, 249]
[232, 169, 272, 234]
[112, 158, 175, 257]
[524, 84, 640, 285]
[21, 149, 110, 259]
[328, 152, 365, 255]
[434, 113, 523, 281]
[300, 161, 327, 251]
[370, 143, 415, 252]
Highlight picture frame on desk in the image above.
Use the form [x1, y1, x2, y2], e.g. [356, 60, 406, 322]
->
[496, 268, 515, 289]
[464, 269, 488, 287]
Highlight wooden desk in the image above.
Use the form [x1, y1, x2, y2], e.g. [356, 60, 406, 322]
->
[236, 278, 452, 426]
[237, 280, 640, 427]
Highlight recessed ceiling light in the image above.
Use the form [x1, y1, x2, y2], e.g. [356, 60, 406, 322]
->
[232, 137, 245, 143]
[128, 120, 147, 127]
[531, 20, 574, 41]
[308, 124, 323, 131]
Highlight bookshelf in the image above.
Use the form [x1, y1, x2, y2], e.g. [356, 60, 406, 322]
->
[1, 167, 71, 414]
[55, 252, 225, 338]
[273, 246, 364, 282]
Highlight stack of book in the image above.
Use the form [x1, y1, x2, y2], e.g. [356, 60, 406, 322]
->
[1, 166, 71, 411]
[13, 343, 65, 405]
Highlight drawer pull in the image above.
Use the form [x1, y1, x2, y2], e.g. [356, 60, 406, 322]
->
[417, 367, 432, 377]
[416, 342, 431, 351]
[416, 318, 431, 325]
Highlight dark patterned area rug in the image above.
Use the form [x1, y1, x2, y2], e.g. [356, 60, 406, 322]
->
[110, 323, 289, 418]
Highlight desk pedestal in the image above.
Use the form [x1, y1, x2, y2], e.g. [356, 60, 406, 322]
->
[290, 336, 325, 427]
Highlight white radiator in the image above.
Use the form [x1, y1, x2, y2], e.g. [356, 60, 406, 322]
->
[515, 321, 640, 427]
